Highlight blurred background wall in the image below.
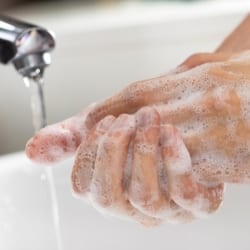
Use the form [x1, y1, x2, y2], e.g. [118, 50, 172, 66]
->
[0, 0, 213, 11]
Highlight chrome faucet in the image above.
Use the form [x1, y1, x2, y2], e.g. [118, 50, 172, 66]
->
[0, 15, 55, 78]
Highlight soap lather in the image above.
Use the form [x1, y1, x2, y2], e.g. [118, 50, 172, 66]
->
[0, 15, 55, 79]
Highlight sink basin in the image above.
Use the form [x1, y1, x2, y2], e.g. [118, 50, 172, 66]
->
[1, 2, 250, 250]
[0, 152, 250, 250]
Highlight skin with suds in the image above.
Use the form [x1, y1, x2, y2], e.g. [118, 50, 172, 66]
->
[26, 51, 250, 226]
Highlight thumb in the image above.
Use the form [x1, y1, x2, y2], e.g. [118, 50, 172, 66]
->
[178, 52, 232, 72]
[25, 105, 94, 164]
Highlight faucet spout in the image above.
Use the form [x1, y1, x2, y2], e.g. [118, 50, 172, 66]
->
[0, 15, 55, 78]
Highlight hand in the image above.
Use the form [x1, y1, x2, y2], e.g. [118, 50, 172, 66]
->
[26, 51, 250, 225]
[70, 106, 224, 226]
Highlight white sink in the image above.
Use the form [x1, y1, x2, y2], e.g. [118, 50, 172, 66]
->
[0, 152, 250, 250]
[1, 1, 250, 249]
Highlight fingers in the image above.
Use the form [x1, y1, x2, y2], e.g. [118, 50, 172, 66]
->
[71, 115, 115, 197]
[128, 107, 165, 215]
[73, 108, 195, 226]
[89, 113, 161, 227]
[25, 120, 80, 164]
[128, 107, 195, 222]
[161, 124, 224, 218]
[90, 114, 134, 207]
[26, 104, 96, 164]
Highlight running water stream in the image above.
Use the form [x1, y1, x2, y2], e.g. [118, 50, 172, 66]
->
[24, 74, 64, 250]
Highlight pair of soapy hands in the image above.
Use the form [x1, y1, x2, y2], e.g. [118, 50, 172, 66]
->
[26, 51, 250, 226]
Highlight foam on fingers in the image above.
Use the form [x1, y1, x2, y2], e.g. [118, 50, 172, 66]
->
[90, 114, 134, 208]
[71, 115, 115, 196]
[26, 124, 80, 163]
[128, 107, 195, 223]
[128, 107, 165, 216]
[25, 105, 96, 164]
[88, 114, 161, 227]
[161, 124, 224, 217]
